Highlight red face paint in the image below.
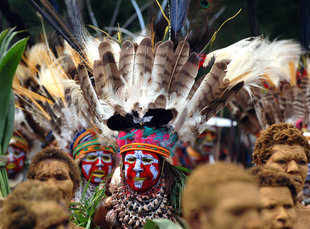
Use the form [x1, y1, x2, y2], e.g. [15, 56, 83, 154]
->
[6, 145, 25, 177]
[81, 151, 114, 184]
[124, 150, 161, 192]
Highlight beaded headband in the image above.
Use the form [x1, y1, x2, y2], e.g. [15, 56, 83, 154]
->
[119, 143, 170, 158]
[71, 128, 116, 159]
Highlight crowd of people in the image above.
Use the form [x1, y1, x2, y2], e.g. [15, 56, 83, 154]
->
[0, 3, 309, 228]
[2, 120, 310, 229]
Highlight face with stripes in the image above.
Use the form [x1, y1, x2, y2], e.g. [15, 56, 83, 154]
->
[124, 150, 161, 192]
[81, 151, 113, 184]
[5, 145, 25, 177]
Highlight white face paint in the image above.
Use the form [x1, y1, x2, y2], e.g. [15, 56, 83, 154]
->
[81, 150, 114, 183]
[124, 150, 160, 190]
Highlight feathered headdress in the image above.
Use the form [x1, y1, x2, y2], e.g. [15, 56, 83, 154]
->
[13, 42, 117, 155]
[227, 39, 305, 135]
[71, 36, 274, 157]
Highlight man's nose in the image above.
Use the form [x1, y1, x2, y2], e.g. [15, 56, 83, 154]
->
[287, 160, 299, 173]
[276, 207, 288, 224]
[97, 157, 103, 166]
[133, 160, 143, 172]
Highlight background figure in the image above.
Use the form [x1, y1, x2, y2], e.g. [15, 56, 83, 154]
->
[5, 131, 30, 190]
[182, 162, 262, 229]
[253, 123, 310, 228]
[27, 147, 80, 206]
[70, 128, 117, 202]
[251, 166, 297, 229]
[0, 180, 82, 229]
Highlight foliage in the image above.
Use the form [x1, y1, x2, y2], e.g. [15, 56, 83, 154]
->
[0, 28, 28, 198]
[170, 166, 190, 216]
[143, 219, 184, 229]
[69, 175, 111, 229]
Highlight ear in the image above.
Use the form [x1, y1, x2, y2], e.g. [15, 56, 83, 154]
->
[188, 209, 202, 229]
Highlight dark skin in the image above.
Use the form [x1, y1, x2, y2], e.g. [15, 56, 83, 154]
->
[93, 196, 114, 228]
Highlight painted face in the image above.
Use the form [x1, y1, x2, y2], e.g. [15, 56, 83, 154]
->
[266, 145, 308, 193]
[35, 160, 74, 205]
[259, 187, 296, 229]
[81, 151, 114, 184]
[124, 150, 161, 192]
[5, 145, 25, 177]
[199, 181, 262, 229]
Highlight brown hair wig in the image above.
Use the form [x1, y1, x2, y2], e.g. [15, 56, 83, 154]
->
[27, 147, 80, 193]
[253, 123, 310, 164]
[251, 165, 297, 203]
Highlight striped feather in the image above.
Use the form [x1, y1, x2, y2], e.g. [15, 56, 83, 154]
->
[101, 51, 123, 94]
[119, 40, 135, 86]
[169, 52, 199, 100]
[152, 40, 175, 91]
[134, 37, 153, 87]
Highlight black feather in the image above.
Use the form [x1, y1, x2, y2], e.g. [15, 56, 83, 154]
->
[170, 0, 189, 35]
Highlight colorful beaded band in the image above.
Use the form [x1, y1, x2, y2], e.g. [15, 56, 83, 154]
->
[10, 134, 30, 153]
[120, 143, 170, 158]
[73, 139, 116, 159]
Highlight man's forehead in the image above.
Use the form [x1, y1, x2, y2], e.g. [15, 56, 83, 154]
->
[271, 148, 307, 159]
[125, 150, 157, 157]
[215, 181, 259, 203]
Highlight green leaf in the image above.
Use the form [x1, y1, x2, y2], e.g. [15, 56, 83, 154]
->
[0, 29, 9, 48]
[143, 220, 159, 229]
[0, 37, 28, 144]
[143, 219, 183, 229]
[174, 166, 191, 174]
[1, 92, 15, 153]
[0, 167, 9, 197]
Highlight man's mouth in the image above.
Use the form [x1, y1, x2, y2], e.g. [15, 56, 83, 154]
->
[92, 170, 105, 178]
[292, 175, 302, 184]
[7, 163, 16, 169]
[133, 177, 146, 182]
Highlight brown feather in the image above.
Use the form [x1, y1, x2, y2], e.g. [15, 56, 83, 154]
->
[101, 51, 122, 93]
[75, 64, 101, 121]
[99, 40, 116, 58]
[202, 82, 244, 120]
[305, 79, 310, 116]
[187, 74, 205, 100]
[152, 40, 175, 91]
[293, 86, 305, 120]
[169, 52, 199, 99]
[134, 38, 153, 85]
[93, 60, 105, 100]
[282, 86, 294, 121]
[174, 107, 188, 133]
[168, 40, 190, 90]
[190, 61, 227, 112]
[119, 40, 135, 84]
[153, 94, 167, 108]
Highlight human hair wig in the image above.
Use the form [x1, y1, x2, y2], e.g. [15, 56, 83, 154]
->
[253, 123, 310, 164]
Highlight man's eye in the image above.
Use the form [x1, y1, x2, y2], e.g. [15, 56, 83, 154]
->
[13, 151, 21, 156]
[265, 205, 275, 210]
[102, 156, 111, 161]
[276, 160, 286, 164]
[142, 158, 152, 163]
[284, 204, 292, 209]
[298, 160, 306, 165]
[39, 177, 47, 182]
[127, 158, 136, 163]
[230, 208, 245, 217]
[87, 155, 97, 160]
[56, 174, 67, 181]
